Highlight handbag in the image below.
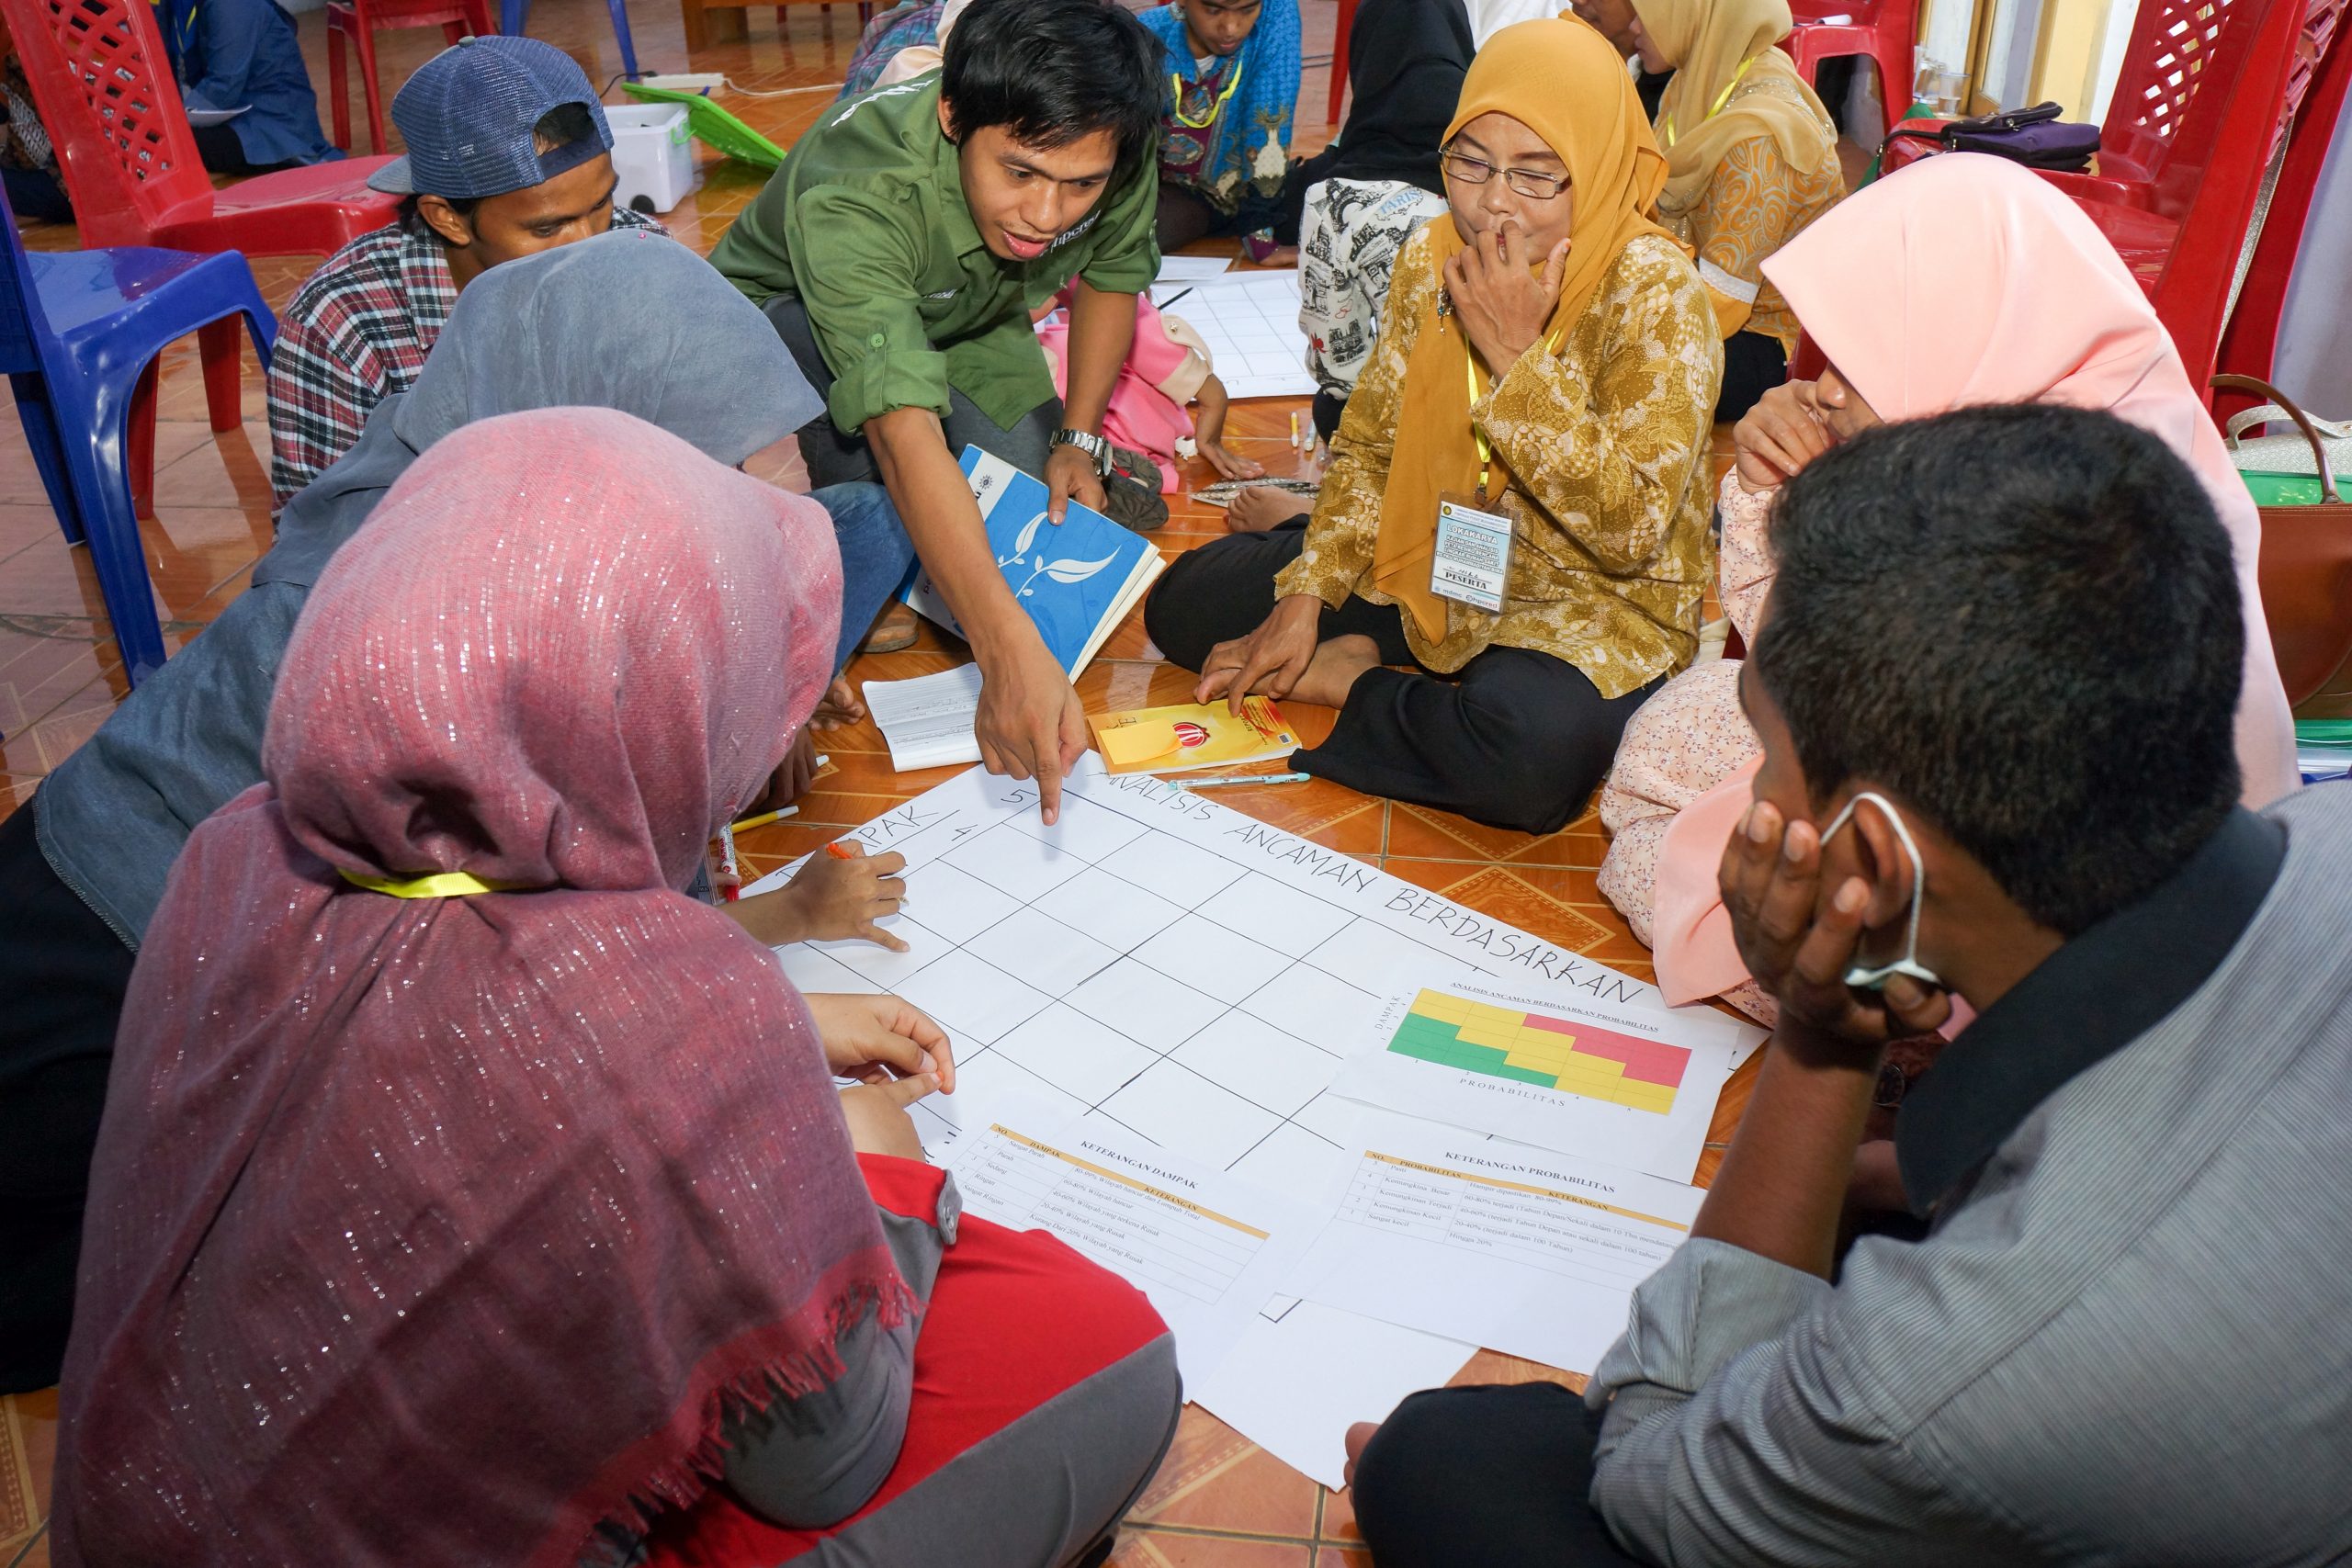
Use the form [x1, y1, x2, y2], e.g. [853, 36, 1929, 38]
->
[2216, 374, 2352, 718]
[2224, 392, 2352, 493]
[1887, 101, 2100, 172]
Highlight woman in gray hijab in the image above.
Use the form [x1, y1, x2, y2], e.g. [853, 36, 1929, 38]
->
[0, 230, 912, 1392]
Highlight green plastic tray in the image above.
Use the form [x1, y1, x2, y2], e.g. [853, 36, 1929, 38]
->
[622, 84, 788, 169]
[2238, 468, 2348, 508]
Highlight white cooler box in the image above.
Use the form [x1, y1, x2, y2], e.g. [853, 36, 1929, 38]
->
[606, 102, 695, 215]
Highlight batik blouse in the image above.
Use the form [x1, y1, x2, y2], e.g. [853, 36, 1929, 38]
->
[1275, 225, 1722, 699]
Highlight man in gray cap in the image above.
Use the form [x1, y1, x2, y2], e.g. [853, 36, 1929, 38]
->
[264, 35, 667, 508]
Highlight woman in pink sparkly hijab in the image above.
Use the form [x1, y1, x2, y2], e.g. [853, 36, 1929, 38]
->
[1597, 154, 2300, 1022]
[52, 409, 1176, 1567]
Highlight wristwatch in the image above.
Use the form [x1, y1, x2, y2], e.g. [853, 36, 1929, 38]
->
[1051, 427, 1114, 478]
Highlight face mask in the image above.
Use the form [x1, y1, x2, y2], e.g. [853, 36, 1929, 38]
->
[1818, 791, 1944, 993]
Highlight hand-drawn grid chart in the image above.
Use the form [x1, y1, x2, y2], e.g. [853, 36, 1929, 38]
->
[764, 765, 1701, 1199]
[1152, 272, 1319, 400]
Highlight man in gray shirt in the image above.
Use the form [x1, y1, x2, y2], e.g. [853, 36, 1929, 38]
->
[1346, 404, 2352, 1563]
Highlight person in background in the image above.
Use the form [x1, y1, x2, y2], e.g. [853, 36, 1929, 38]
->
[1620, 0, 1840, 419]
[1038, 288, 1261, 504]
[1227, 0, 1671, 532]
[0, 235, 910, 1397]
[839, 0, 972, 96]
[1284, 0, 1466, 439]
[265, 36, 666, 508]
[711, 0, 1163, 829]
[1571, 0, 1677, 117]
[1595, 154, 2302, 1025]
[1145, 17, 1721, 834]
[1145, 0, 1300, 254]
[1348, 402, 2352, 1564]
[51, 407, 1179, 1567]
[156, 0, 339, 175]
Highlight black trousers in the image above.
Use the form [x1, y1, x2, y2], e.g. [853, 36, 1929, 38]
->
[762, 293, 1060, 491]
[1142, 523, 1662, 834]
[1718, 330, 1789, 423]
[188, 121, 299, 177]
[1351, 1382, 1644, 1565]
[0, 798, 134, 1393]
[1155, 182, 1287, 251]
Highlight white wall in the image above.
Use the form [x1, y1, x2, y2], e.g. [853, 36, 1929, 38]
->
[2274, 93, 2352, 416]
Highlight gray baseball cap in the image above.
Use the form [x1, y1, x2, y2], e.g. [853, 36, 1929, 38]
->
[367, 36, 614, 198]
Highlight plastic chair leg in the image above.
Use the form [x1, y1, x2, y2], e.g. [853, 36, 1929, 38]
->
[501, 0, 526, 30]
[198, 318, 244, 434]
[1327, 0, 1356, 124]
[1878, 41, 1913, 126]
[128, 360, 159, 521]
[327, 18, 352, 151]
[8, 372, 83, 545]
[71, 374, 170, 685]
[354, 19, 389, 156]
[605, 0, 640, 75]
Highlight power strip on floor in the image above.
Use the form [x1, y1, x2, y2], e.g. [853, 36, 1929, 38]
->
[635, 72, 727, 92]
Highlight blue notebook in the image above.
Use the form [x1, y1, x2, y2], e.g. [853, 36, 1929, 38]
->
[902, 447, 1166, 677]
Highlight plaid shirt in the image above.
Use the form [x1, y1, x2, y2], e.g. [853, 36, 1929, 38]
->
[266, 208, 666, 508]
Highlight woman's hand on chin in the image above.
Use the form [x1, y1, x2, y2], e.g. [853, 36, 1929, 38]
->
[1445, 220, 1569, 377]
[1732, 379, 1835, 492]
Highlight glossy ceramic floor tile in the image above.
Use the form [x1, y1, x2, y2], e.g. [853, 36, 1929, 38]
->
[0, 3, 1766, 1558]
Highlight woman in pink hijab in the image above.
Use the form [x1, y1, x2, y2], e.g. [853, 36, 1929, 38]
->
[51, 409, 1176, 1567]
[1597, 153, 2300, 1021]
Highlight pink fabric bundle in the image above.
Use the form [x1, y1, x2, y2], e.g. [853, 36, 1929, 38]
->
[54, 409, 900, 1567]
[1650, 154, 2299, 1006]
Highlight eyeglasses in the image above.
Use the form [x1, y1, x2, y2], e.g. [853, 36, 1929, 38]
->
[1439, 148, 1571, 200]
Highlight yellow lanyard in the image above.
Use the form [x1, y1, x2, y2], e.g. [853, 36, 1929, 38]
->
[1659, 56, 1755, 148]
[1463, 321, 1565, 504]
[1170, 59, 1244, 129]
[338, 867, 531, 898]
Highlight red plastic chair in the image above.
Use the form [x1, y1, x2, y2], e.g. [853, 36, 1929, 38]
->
[1781, 0, 1917, 139]
[2, 0, 399, 525]
[326, 0, 496, 156]
[1328, 0, 1358, 123]
[1876, 0, 2332, 400]
[1, 0, 403, 256]
[2214, 0, 2351, 407]
[1880, 0, 2295, 186]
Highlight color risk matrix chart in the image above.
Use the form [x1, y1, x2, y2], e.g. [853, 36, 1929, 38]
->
[1386, 989, 1690, 1114]
[1334, 977, 1754, 1178]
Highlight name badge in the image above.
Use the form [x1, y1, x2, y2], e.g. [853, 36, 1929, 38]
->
[1431, 493, 1513, 613]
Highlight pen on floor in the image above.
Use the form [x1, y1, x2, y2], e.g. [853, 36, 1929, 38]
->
[730, 805, 799, 831]
[1174, 772, 1313, 790]
[714, 822, 741, 902]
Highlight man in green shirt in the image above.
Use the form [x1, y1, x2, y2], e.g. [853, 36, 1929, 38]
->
[712, 0, 1164, 825]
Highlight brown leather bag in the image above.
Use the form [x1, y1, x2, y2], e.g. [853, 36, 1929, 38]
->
[2217, 374, 2352, 718]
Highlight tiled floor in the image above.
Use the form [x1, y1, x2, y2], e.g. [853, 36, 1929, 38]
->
[0, 3, 1756, 1561]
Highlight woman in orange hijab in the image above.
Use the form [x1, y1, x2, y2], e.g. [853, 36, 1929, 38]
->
[1143, 16, 1721, 834]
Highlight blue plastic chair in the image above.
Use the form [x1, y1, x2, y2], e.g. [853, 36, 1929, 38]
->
[501, 0, 639, 78]
[0, 188, 277, 686]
